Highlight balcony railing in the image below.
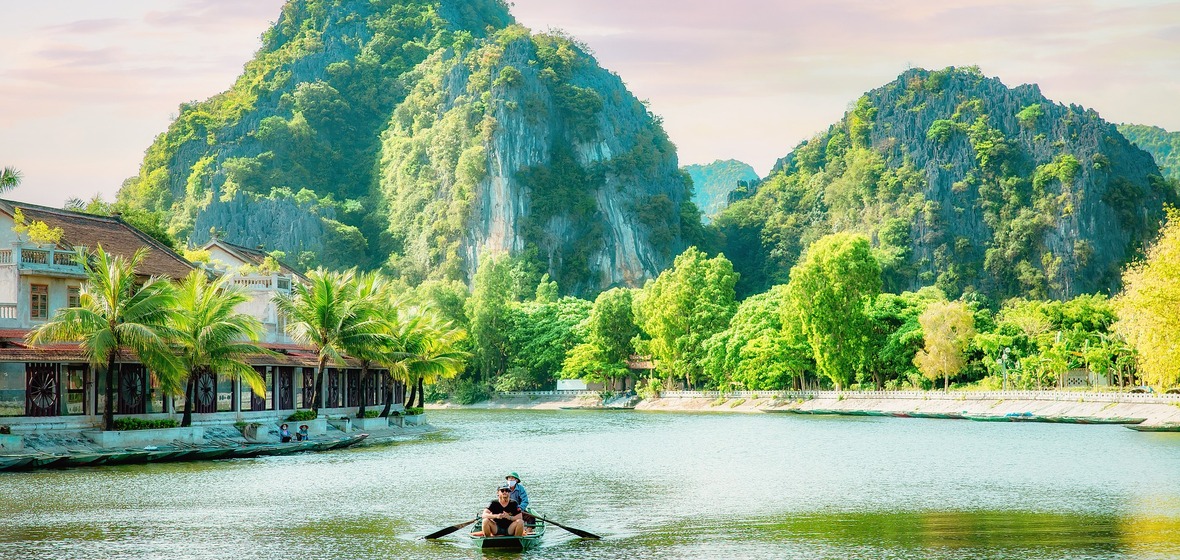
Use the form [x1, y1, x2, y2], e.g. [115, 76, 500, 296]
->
[230, 274, 294, 293]
[9, 245, 85, 277]
[0, 303, 16, 320]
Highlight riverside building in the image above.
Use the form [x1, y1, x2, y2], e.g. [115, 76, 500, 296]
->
[0, 199, 404, 432]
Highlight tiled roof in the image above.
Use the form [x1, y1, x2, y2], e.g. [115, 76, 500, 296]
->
[2, 199, 196, 279]
[203, 239, 308, 282]
[0, 330, 368, 368]
[627, 354, 655, 370]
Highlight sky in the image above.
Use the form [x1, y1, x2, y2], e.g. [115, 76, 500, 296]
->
[2, 0, 1179, 208]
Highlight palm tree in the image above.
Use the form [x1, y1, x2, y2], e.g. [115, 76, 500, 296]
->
[274, 268, 386, 414]
[343, 272, 398, 419]
[394, 308, 468, 410]
[173, 271, 271, 427]
[0, 166, 21, 193]
[28, 246, 180, 431]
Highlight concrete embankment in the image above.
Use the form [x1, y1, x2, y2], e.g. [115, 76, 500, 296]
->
[433, 390, 1180, 427]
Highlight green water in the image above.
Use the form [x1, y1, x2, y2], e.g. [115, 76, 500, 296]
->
[1, 410, 1178, 559]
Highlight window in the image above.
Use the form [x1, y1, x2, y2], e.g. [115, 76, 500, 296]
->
[67, 286, 80, 308]
[30, 284, 48, 320]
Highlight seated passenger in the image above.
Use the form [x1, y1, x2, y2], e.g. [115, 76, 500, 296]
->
[481, 484, 524, 537]
[505, 471, 533, 526]
[296, 424, 310, 441]
[279, 423, 292, 443]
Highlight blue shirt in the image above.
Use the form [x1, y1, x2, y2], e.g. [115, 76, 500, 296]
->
[509, 484, 529, 511]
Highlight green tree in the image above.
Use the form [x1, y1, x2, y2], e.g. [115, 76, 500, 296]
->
[1114, 208, 1180, 389]
[394, 308, 468, 409]
[274, 268, 385, 413]
[633, 247, 738, 389]
[702, 285, 807, 390]
[28, 247, 181, 431]
[864, 288, 946, 389]
[344, 272, 399, 419]
[786, 233, 881, 390]
[504, 296, 592, 389]
[563, 287, 639, 389]
[172, 271, 269, 427]
[467, 254, 514, 384]
[914, 300, 977, 391]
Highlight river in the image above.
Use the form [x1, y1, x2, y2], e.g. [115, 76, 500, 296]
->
[1, 410, 1178, 559]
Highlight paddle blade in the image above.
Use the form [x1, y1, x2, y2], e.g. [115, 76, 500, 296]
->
[527, 512, 601, 540]
[423, 517, 478, 540]
[554, 523, 601, 540]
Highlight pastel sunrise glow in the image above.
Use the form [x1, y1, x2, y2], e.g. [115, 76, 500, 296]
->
[1, 0, 1178, 206]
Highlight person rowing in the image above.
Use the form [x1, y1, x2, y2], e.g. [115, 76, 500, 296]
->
[481, 484, 524, 537]
[505, 471, 529, 512]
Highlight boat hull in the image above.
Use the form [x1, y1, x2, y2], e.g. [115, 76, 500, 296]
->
[471, 522, 545, 551]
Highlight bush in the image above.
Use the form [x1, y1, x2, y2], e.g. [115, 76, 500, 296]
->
[405, 407, 424, 416]
[113, 418, 179, 431]
[637, 379, 663, 400]
[452, 380, 491, 404]
[493, 367, 543, 392]
[286, 410, 318, 422]
[362, 410, 380, 418]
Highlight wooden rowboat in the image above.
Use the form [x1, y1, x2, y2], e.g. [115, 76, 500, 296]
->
[1126, 423, 1180, 432]
[470, 521, 545, 551]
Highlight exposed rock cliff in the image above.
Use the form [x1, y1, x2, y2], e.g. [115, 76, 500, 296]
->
[378, 28, 692, 293]
[116, 0, 690, 293]
[717, 67, 1177, 300]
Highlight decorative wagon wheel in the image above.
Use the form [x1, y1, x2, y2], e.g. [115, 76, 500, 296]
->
[28, 371, 58, 410]
[197, 373, 216, 406]
[120, 370, 144, 408]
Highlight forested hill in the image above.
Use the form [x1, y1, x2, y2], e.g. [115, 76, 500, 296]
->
[117, 0, 695, 294]
[682, 159, 759, 222]
[714, 66, 1177, 300]
[1119, 124, 1180, 181]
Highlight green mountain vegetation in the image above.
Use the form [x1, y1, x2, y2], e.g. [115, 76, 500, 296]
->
[682, 159, 759, 222]
[1119, 124, 1180, 181]
[116, 0, 694, 295]
[713, 66, 1178, 300]
[379, 24, 695, 293]
[118, 0, 514, 270]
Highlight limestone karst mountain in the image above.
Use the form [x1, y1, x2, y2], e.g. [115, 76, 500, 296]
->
[683, 159, 759, 223]
[714, 66, 1178, 299]
[117, 0, 696, 294]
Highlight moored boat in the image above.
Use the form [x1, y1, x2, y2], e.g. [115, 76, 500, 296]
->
[1126, 423, 1180, 432]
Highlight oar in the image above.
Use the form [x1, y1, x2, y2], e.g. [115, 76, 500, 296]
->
[526, 511, 601, 540]
[423, 517, 479, 540]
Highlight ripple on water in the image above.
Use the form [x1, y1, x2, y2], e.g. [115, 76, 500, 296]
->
[1, 409, 1178, 560]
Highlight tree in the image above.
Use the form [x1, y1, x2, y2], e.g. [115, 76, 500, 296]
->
[393, 308, 468, 409]
[274, 268, 385, 413]
[633, 247, 738, 389]
[562, 288, 638, 389]
[702, 285, 807, 390]
[0, 167, 21, 193]
[342, 272, 398, 419]
[786, 233, 881, 390]
[503, 296, 591, 390]
[914, 300, 976, 391]
[864, 288, 946, 389]
[172, 271, 269, 427]
[1114, 208, 1180, 389]
[28, 247, 181, 431]
[467, 254, 514, 383]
